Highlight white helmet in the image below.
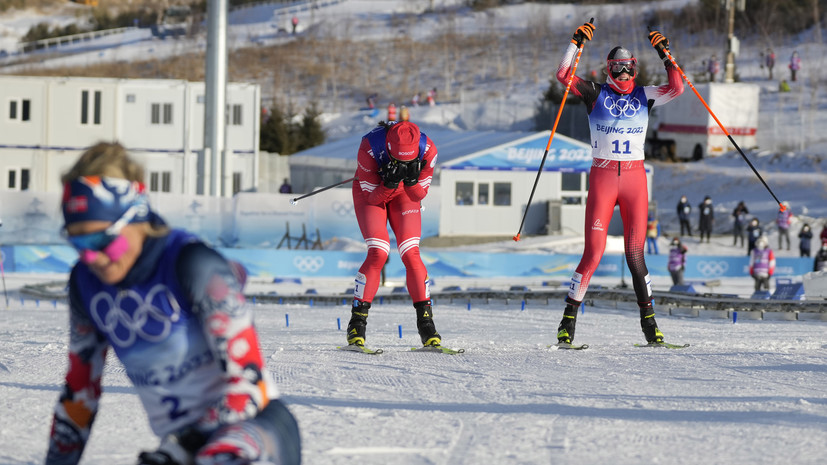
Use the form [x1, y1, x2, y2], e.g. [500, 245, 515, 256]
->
[756, 235, 769, 250]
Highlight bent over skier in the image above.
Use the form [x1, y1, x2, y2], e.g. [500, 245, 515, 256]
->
[348, 121, 445, 351]
[554, 23, 684, 346]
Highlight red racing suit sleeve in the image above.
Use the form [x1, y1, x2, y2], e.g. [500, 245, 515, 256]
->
[403, 135, 437, 202]
[175, 243, 271, 433]
[556, 42, 601, 110]
[46, 273, 108, 465]
[643, 60, 684, 106]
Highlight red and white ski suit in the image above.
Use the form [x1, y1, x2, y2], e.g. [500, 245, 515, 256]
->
[351, 135, 438, 304]
[556, 42, 684, 304]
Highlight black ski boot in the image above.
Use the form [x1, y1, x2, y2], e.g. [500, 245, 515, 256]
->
[346, 300, 370, 346]
[557, 297, 580, 344]
[639, 301, 664, 344]
[414, 300, 441, 347]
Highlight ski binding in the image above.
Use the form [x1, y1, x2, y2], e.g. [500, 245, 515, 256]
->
[634, 342, 690, 349]
[411, 345, 465, 355]
[553, 342, 589, 350]
[338, 344, 384, 355]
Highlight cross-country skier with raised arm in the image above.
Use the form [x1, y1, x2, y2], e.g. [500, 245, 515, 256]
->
[554, 23, 685, 347]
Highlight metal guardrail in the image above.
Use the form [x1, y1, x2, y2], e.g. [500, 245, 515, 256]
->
[12, 26, 138, 56]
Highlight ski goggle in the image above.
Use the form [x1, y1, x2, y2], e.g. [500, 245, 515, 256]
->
[609, 59, 637, 77]
[63, 205, 138, 264]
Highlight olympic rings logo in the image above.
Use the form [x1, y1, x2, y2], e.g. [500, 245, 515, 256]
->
[293, 255, 324, 273]
[332, 201, 353, 216]
[696, 260, 729, 277]
[89, 284, 181, 348]
[603, 96, 641, 118]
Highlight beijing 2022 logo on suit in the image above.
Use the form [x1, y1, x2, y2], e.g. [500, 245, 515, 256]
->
[89, 284, 182, 348]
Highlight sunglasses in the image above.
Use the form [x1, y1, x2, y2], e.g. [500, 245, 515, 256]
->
[63, 205, 138, 265]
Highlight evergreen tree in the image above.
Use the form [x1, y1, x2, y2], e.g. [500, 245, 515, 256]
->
[260, 104, 290, 154]
[296, 102, 325, 152]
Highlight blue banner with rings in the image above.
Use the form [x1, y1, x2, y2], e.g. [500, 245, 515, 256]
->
[0, 245, 814, 280]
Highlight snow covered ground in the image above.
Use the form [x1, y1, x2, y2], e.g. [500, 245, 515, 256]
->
[2, 272, 827, 465]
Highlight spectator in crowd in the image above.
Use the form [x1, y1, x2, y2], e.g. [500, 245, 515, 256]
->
[746, 217, 763, 256]
[731, 200, 749, 247]
[789, 51, 801, 82]
[749, 235, 775, 292]
[677, 195, 692, 237]
[765, 48, 776, 79]
[776, 201, 793, 251]
[820, 223, 827, 244]
[698, 195, 714, 243]
[707, 54, 720, 82]
[814, 240, 827, 272]
[799, 223, 813, 257]
[646, 213, 660, 255]
[667, 237, 688, 286]
[279, 178, 293, 194]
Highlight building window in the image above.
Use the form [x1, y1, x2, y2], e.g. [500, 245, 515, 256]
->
[94, 90, 101, 124]
[7, 168, 30, 190]
[81, 90, 102, 125]
[151, 103, 174, 125]
[149, 171, 172, 192]
[477, 183, 489, 205]
[232, 172, 242, 194]
[232, 104, 243, 125]
[126, 94, 136, 103]
[455, 182, 473, 206]
[163, 103, 173, 124]
[493, 182, 511, 206]
[81, 90, 88, 124]
[561, 172, 582, 191]
[562, 172, 585, 204]
[8, 99, 31, 121]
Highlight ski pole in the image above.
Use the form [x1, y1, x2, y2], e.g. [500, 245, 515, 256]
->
[514, 18, 593, 241]
[660, 46, 786, 211]
[290, 177, 356, 205]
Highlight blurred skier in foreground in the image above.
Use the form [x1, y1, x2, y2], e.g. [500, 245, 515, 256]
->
[46, 142, 300, 465]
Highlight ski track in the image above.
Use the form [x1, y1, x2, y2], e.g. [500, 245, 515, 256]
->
[3, 300, 827, 464]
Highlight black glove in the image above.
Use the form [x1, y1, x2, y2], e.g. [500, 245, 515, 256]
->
[382, 161, 405, 189]
[648, 30, 670, 62]
[137, 427, 205, 465]
[403, 160, 422, 187]
[137, 451, 177, 465]
[571, 22, 595, 47]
